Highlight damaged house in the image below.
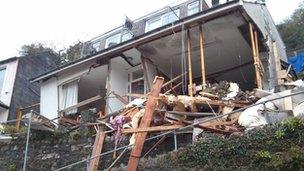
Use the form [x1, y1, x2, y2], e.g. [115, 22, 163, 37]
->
[26, 0, 304, 170]
[31, 0, 289, 121]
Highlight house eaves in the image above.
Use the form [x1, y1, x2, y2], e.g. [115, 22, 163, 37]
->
[0, 57, 18, 66]
[31, 0, 261, 83]
[0, 101, 9, 109]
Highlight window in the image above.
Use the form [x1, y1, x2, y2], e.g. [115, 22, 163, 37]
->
[0, 68, 6, 94]
[59, 80, 78, 114]
[105, 33, 121, 48]
[92, 42, 101, 51]
[121, 32, 133, 42]
[145, 9, 180, 33]
[128, 67, 145, 101]
[188, 1, 200, 16]
[162, 10, 180, 25]
[145, 17, 162, 32]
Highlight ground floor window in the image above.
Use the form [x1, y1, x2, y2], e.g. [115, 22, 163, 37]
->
[59, 80, 78, 115]
[127, 66, 146, 101]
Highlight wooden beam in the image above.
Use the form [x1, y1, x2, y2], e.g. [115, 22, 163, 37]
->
[112, 91, 128, 105]
[122, 125, 182, 134]
[19, 103, 40, 111]
[15, 109, 23, 131]
[199, 24, 207, 90]
[126, 93, 247, 108]
[187, 29, 194, 97]
[127, 76, 164, 171]
[249, 23, 262, 89]
[60, 95, 102, 113]
[254, 30, 265, 74]
[273, 41, 284, 85]
[164, 82, 182, 95]
[162, 72, 187, 88]
[88, 131, 106, 171]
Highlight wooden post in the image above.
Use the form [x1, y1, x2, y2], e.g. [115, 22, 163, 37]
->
[127, 76, 164, 171]
[16, 109, 22, 131]
[88, 131, 106, 171]
[187, 29, 194, 97]
[199, 24, 207, 90]
[249, 23, 262, 89]
[273, 41, 284, 85]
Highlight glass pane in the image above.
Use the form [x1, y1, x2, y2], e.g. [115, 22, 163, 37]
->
[146, 17, 162, 32]
[131, 79, 145, 94]
[0, 68, 6, 93]
[92, 42, 101, 51]
[132, 69, 144, 80]
[105, 34, 121, 48]
[188, 1, 199, 16]
[162, 10, 179, 25]
[122, 32, 133, 42]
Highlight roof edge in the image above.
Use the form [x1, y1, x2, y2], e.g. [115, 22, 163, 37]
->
[31, 0, 244, 83]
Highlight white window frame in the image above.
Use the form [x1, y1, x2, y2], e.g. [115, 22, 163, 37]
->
[187, 1, 200, 16]
[0, 66, 7, 96]
[127, 65, 146, 101]
[145, 9, 180, 33]
[105, 33, 121, 48]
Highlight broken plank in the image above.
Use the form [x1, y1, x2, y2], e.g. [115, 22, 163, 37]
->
[122, 125, 182, 134]
[127, 76, 164, 171]
[60, 95, 102, 113]
[88, 131, 106, 171]
[162, 72, 187, 88]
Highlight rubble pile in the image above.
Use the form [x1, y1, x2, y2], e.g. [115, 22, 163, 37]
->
[16, 77, 304, 170]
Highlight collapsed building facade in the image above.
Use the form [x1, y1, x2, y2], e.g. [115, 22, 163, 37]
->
[32, 0, 288, 120]
[26, 0, 304, 170]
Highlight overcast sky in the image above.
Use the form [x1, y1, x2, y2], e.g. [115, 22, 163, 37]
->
[0, 0, 302, 60]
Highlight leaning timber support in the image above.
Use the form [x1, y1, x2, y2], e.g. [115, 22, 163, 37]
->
[199, 24, 207, 90]
[249, 22, 263, 89]
[127, 76, 164, 171]
[16, 109, 23, 131]
[88, 131, 106, 171]
[187, 29, 194, 97]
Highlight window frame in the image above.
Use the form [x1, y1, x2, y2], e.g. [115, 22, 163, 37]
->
[105, 33, 122, 48]
[0, 66, 6, 95]
[145, 8, 180, 33]
[187, 1, 200, 16]
[127, 65, 146, 101]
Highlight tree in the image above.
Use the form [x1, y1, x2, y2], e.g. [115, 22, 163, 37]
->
[277, 1, 304, 52]
[19, 42, 84, 66]
[59, 41, 84, 64]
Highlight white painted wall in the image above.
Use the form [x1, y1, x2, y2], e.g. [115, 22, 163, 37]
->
[40, 77, 58, 120]
[107, 58, 128, 113]
[0, 59, 19, 122]
[39, 62, 98, 119]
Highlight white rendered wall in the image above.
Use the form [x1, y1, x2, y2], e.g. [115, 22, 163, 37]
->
[40, 77, 58, 120]
[0, 59, 19, 121]
[107, 59, 128, 113]
[39, 63, 95, 120]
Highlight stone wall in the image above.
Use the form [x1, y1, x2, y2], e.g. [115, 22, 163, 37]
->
[0, 130, 192, 170]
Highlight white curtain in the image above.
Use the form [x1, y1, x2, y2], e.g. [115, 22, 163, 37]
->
[60, 80, 78, 115]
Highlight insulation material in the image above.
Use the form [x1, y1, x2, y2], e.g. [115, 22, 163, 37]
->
[238, 98, 281, 129]
[293, 102, 304, 119]
[125, 99, 146, 108]
[129, 109, 145, 146]
[223, 82, 239, 100]
[177, 96, 196, 108]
